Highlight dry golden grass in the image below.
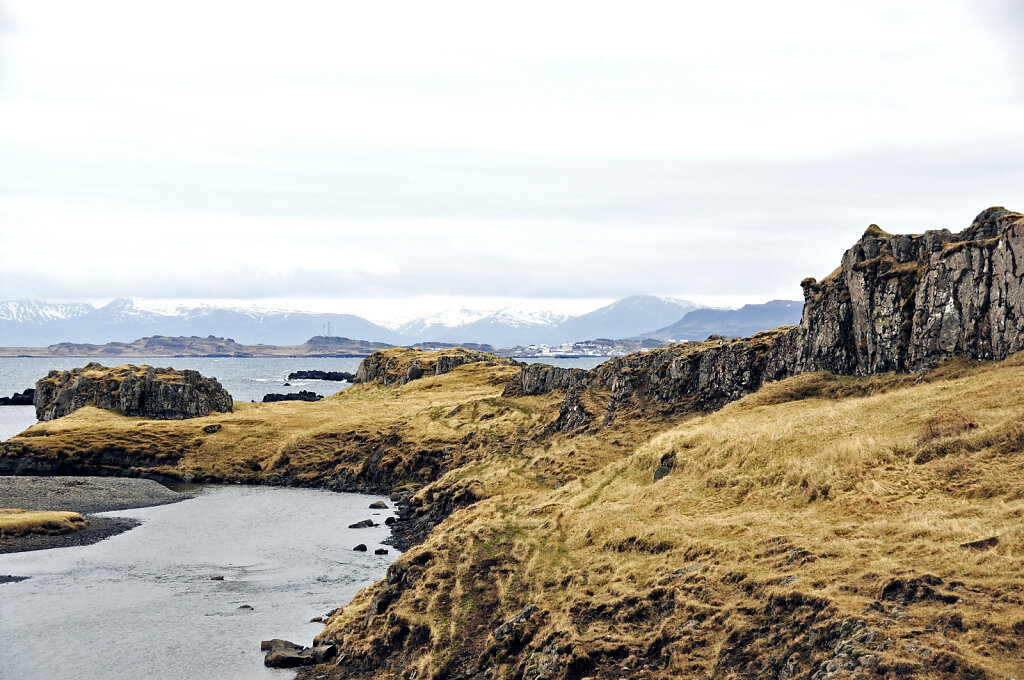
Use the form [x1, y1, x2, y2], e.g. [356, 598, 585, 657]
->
[317, 355, 1024, 680]
[0, 509, 88, 538]
[8, 350, 1024, 678]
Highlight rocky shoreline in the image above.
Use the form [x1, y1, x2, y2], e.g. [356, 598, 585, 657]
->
[0, 475, 191, 555]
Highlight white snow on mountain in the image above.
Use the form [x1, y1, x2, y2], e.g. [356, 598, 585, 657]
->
[0, 299, 93, 323]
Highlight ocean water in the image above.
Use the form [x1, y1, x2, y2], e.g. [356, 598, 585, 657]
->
[0, 355, 606, 440]
[0, 484, 398, 680]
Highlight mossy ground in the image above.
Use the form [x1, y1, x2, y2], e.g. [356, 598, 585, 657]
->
[4, 349, 1024, 678]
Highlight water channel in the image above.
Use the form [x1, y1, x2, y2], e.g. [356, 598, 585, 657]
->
[0, 484, 398, 680]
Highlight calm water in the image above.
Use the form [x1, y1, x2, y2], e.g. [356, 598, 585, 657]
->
[0, 355, 605, 440]
[0, 484, 398, 680]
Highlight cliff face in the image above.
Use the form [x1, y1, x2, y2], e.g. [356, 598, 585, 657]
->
[34, 363, 233, 421]
[509, 207, 1024, 424]
[796, 206, 1024, 374]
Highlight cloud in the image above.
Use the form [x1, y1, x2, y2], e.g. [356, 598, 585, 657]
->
[0, 2, 1021, 307]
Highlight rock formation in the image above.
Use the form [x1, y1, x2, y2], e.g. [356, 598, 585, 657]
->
[506, 208, 1024, 425]
[354, 347, 518, 387]
[33, 363, 233, 421]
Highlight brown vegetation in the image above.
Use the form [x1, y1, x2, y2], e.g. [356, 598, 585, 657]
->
[4, 347, 1024, 678]
[0, 509, 88, 538]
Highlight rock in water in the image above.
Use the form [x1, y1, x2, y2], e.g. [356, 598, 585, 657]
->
[0, 388, 34, 406]
[287, 370, 356, 382]
[261, 391, 323, 403]
[33, 363, 232, 421]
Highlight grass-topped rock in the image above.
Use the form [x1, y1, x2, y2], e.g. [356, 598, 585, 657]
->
[34, 362, 233, 421]
[0, 509, 88, 539]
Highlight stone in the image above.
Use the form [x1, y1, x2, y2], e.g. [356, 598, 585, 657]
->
[369, 501, 388, 509]
[385, 516, 397, 526]
[348, 519, 377, 528]
[34, 364, 232, 421]
[238, 604, 253, 610]
[203, 423, 222, 434]
[261, 639, 302, 652]
[959, 536, 998, 551]
[492, 604, 537, 642]
[375, 548, 389, 555]
[263, 648, 307, 668]
[211, 575, 224, 581]
[353, 544, 367, 551]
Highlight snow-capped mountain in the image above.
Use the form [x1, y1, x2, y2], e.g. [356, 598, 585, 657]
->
[397, 307, 572, 347]
[0, 299, 95, 324]
[0, 299, 403, 347]
[0, 296, 795, 349]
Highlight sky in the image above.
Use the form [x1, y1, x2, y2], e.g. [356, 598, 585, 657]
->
[1, 1, 1022, 320]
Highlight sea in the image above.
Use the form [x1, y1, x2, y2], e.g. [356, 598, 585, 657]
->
[0, 355, 606, 441]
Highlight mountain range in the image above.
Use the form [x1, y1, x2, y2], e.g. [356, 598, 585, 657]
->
[0, 296, 801, 348]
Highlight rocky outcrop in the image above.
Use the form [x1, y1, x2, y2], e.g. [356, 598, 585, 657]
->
[796, 206, 1024, 374]
[354, 348, 518, 387]
[287, 370, 356, 382]
[33, 363, 232, 421]
[502, 363, 587, 397]
[262, 391, 323, 403]
[507, 207, 1024, 425]
[0, 388, 34, 406]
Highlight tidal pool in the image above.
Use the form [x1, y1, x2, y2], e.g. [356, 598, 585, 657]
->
[0, 484, 398, 680]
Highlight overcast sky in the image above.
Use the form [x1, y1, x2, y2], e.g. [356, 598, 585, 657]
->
[1, 1, 1022, 318]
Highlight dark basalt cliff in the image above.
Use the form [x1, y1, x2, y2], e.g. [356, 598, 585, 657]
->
[33, 362, 233, 421]
[505, 207, 1024, 426]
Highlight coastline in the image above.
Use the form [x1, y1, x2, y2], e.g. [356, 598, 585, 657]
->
[0, 475, 192, 555]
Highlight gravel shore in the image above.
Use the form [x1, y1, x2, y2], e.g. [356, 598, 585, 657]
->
[0, 475, 191, 555]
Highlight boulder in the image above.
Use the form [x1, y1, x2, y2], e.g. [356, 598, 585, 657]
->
[353, 544, 367, 551]
[369, 501, 388, 509]
[375, 548, 389, 555]
[348, 519, 377, 529]
[34, 363, 232, 421]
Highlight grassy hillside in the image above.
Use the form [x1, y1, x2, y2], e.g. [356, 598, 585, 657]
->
[3, 348, 1023, 678]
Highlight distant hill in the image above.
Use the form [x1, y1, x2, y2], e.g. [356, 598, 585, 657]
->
[638, 300, 802, 341]
[0, 299, 404, 346]
[542, 295, 698, 345]
[0, 295, 718, 348]
[0, 335, 394, 358]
